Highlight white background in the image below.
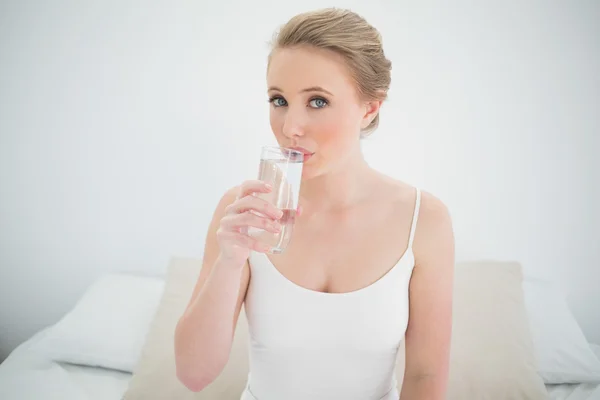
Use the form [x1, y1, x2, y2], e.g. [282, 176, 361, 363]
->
[1, 0, 598, 360]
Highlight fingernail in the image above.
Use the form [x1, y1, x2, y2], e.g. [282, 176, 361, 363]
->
[265, 183, 272, 190]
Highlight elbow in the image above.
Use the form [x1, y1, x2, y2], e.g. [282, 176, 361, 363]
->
[173, 321, 227, 392]
[174, 341, 214, 391]
[179, 379, 209, 393]
[175, 364, 218, 392]
[174, 344, 223, 392]
[401, 371, 447, 400]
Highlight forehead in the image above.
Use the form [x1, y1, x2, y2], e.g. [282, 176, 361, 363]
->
[267, 46, 358, 96]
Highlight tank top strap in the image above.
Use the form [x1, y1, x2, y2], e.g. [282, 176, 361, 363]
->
[407, 188, 422, 249]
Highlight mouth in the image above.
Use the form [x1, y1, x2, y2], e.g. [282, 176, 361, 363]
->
[287, 146, 315, 162]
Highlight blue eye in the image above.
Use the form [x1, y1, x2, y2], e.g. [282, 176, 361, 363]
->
[309, 98, 328, 108]
[269, 96, 287, 107]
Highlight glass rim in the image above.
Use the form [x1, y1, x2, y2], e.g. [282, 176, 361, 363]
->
[260, 145, 304, 159]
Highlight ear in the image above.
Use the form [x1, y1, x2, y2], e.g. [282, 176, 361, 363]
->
[360, 100, 383, 130]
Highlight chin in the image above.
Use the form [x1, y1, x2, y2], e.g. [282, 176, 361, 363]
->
[300, 166, 316, 180]
[300, 163, 325, 181]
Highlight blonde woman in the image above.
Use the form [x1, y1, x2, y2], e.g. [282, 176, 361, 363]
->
[175, 8, 454, 400]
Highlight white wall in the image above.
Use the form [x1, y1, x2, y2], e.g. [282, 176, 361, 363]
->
[1, 0, 598, 360]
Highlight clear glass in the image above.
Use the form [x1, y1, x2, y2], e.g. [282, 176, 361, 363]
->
[249, 146, 303, 254]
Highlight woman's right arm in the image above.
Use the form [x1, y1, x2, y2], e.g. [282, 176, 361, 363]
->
[174, 182, 283, 392]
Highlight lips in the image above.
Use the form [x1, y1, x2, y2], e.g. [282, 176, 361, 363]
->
[301, 153, 313, 162]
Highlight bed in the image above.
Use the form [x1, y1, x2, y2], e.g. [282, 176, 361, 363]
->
[1, 259, 599, 400]
[1, 331, 600, 400]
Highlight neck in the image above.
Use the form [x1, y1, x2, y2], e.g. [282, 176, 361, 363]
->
[299, 148, 373, 212]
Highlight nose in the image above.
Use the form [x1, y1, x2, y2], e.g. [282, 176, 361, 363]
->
[281, 108, 306, 139]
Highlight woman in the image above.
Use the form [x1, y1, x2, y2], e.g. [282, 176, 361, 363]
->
[175, 8, 454, 400]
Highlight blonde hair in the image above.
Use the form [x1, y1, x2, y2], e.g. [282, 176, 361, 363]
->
[269, 8, 392, 136]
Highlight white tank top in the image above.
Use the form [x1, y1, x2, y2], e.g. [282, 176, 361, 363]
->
[240, 189, 421, 400]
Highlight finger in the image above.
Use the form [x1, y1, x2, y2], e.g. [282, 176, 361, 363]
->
[296, 205, 303, 217]
[222, 212, 281, 233]
[230, 196, 283, 220]
[238, 180, 272, 199]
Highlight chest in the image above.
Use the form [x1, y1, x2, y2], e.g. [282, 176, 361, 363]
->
[267, 202, 413, 294]
[246, 262, 411, 352]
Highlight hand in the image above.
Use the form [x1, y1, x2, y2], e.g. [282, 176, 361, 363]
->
[216, 180, 284, 266]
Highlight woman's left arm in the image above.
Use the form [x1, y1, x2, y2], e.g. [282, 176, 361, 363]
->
[400, 193, 455, 400]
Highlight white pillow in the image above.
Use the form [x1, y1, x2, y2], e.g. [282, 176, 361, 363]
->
[32, 273, 165, 372]
[523, 278, 600, 384]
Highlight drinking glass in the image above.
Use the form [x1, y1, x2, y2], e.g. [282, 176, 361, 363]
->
[249, 146, 303, 254]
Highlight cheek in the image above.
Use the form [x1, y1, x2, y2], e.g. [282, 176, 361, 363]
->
[269, 110, 285, 139]
[315, 107, 360, 149]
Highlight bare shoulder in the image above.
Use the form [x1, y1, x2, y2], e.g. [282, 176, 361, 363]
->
[373, 173, 454, 254]
[370, 172, 417, 207]
[417, 190, 452, 228]
[371, 174, 427, 213]
[413, 189, 455, 265]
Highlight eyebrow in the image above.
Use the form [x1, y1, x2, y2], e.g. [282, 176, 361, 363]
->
[268, 86, 333, 96]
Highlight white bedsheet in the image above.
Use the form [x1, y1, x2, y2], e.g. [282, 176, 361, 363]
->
[547, 382, 600, 400]
[546, 344, 600, 400]
[0, 327, 131, 400]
